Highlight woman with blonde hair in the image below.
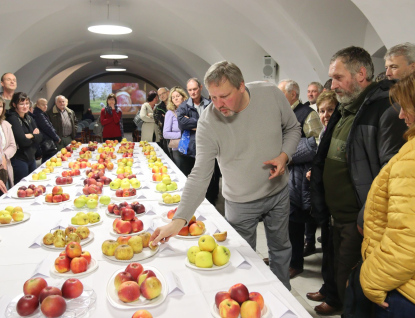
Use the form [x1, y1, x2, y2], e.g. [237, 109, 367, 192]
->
[0, 96, 16, 194]
[360, 72, 415, 317]
[163, 86, 188, 171]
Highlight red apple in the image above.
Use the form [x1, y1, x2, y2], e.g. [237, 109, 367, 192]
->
[54, 255, 71, 273]
[114, 271, 134, 291]
[130, 217, 143, 233]
[52, 195, 63, 203]
[137, 270, 156, 286]
[80, 251, 91, 265]
[228, 283, 249, 305]
[140, 277, 162, 300]
[52, 186, 63, 195]
[118, 281, 140, 303]
[215, 291, 232, 308]
[219, 299, 240, 318]
[25, 188, 34, 197]
[18, 186, 27, 191]
[132, 309, 153, 318]
[61, 193, 70, 201]
[23, 277, 48, 298]
[41, 295, 66, 318]
[178, 226, 189, 236]
[121, 208, 135, 221]
[249, 292, 265, 310]
[65, 242, 82, 258]
[70, 257, 88, 274]
[167, 208, 177, 219]
[114, 219, 132, 234]
[125, 262, 144, 281]
[39, 286, 62, 304]
[107, 203, 116, 214]
[17, 189, 27, 198]
[113, 205, 121, 215]
[61, 278, 84, 299]
[116, 189, 123, 197]
[45, 194, 53, 203]
[16, 294, 39, 316]
[66, 176, 73, 184]
[55, 177, 66, 185]
[122, 189, 131, 197]
[34, 188, 43, 197]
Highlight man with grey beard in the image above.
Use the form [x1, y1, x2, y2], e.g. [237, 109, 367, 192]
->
[309, 46, 407, 314]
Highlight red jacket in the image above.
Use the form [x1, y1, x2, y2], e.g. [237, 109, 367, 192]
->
[100, 107, 122, 139]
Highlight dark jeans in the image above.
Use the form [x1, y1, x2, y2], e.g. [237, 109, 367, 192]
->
[375, 290, 415, 318]
[319, 220, 341, 308]
[305, 219, 317, 243]
[11, 158, 37, 184]
[289, 220, 305, 270]
[333, 220, 363, 303]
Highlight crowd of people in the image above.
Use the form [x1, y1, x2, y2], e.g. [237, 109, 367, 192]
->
[2, 41, 415, 317]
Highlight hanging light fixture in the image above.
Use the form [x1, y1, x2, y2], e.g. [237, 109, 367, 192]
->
[88, 1, 132, 35]
[106, 60, 126, 72]
[100, 40, 128, 59]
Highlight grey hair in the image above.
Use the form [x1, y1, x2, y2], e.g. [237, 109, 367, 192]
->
[308, 82, 323, 93]
[330, 46, 374, 81]
[35, 98, 47, 108]
[157, 87, 169, 92]
[55, 95, 66, 103]
[204, 61, 244, 89]
[384, 42, 415, 64]
[187, 78, 202, 87]
[278, 79, 300, 97]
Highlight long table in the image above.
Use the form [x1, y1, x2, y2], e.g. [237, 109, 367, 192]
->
[0, 143, 311, 318]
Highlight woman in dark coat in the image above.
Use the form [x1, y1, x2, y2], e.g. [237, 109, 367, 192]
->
[6, 92, 42, 184]
[33, 98, 60, 163]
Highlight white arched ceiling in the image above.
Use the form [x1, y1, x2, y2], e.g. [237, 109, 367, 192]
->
[0, 0, 414, 103]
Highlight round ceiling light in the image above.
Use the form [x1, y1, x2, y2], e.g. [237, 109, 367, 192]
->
[100, 53, 128, 59]
[88, 24, 132, 35]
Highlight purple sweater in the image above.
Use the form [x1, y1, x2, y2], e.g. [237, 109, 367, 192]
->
[163, 110, 181, 150]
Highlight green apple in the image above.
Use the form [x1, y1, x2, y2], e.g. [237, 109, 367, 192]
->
[162, 193, 171, 199]
[130, 178, 141, 189]
[87, 211, 100, 223]
[120, 179, 130, 189]
[148, 163, 154, 168]
[99, 195, 111, 205]
[172, 194, 181, 203]
[195, 251, 213, 268]
[71, 216, 78, 225]
[124, 166, 132, 173]
[109, 181, 119, 190]
[75, 212, 89, 225]
[166, 184, 175, 192]
[74, 197, 86, 208]
[163, 195, 173, 204]
[114, 178, 122, 187]
[198, 235, 217, 252]
[162, 177, 171, 185]
[86, 199, 98, 209]
[39, 172, 47, 180]
[187, 246, 201, 264]
[156, 183, 167, 192]
[212, 246, 231, 266]
[170, 182, 178, 190]
[116, 167, 125, 174]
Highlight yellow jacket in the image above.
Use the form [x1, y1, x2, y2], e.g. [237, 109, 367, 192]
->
[360, 136, 415, 305]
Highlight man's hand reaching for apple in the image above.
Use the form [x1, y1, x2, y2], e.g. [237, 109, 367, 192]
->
[150, 218, 186, 246]
[263, 152, 288, 180]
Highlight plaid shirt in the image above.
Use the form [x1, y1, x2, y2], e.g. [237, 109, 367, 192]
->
[60, 109, 73, 137]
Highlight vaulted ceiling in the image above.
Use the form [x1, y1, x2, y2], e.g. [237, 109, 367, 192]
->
[1, 0, 414, 102]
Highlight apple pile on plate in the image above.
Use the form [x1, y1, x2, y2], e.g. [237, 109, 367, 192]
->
[113, 262, 162, 303]
[43, 226, 90, 248]
[17, 184, 46, 197]
[187, 235, 231, 268]
[31, 171, 48, 180]
[45, 186, 70, 203]
[109, 176, 141, 190]
[45, 156, 63, 168]
[73, 194, 100, 209]
[155, 176, 178, 192]
[55, 175, 73, 185]
[177, 216, 205, 237]
[102, 232, 157, 260]
[15, 277, 84, 318]
[54, 241, 92, 274]
[162, 193, 181, 204]
[84, 170, 112, 186]
[115, 187, 137, 198]
[215, 283, 265, 318]
[112, 207, 144, 234]
[107, 201, 146, 216]
[0, 206, 24, 224]
[61, 169, 81, 177]
[71, 211, 101, 225]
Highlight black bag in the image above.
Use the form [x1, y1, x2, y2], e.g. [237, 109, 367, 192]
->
[40, 139, 57, 154]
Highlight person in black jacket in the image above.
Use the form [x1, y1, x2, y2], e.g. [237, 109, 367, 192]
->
[6, 92, 42, 184]
[33, 98, 60, 163]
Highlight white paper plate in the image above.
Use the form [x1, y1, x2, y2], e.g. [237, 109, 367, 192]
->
[5, 286, 97, 318]
[41, 232, 94, 250]
[160, 211, 173, 223]
[154, 188, 179, 194]
[50, 257, 99, 278]
[70, 218, 103, 228]
[106, 266, 167, 309]
[0, 212, 31, 227]
[158, 199, 179, 206]
[185, 257, 231, 271]
[43, 201, 67, 205]
[210, 301, 270, 318]
[175, 228, 207, 239]
[30, 177, 51, 182]
[111, 195, 137, 201]
[10, 194, 35, 200]
[102, 246, 159, 263]
[54, 182, 75, 187]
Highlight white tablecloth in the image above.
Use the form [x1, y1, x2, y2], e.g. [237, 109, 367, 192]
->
[0, 143, 311, 318]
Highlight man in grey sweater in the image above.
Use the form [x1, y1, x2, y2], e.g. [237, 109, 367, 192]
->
[151, 61, 301, 289]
